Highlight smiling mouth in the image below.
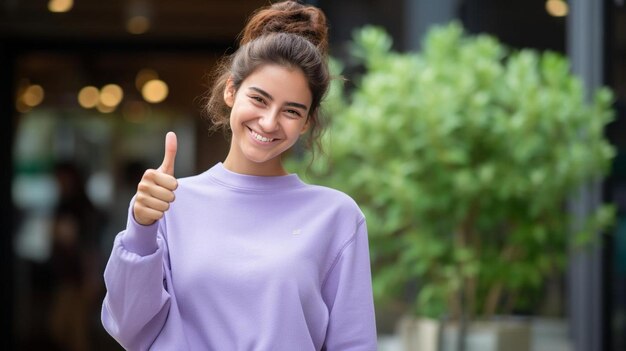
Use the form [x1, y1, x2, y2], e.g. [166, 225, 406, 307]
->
[247, 127, 276, 143]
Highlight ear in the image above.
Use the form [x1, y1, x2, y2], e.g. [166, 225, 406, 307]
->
[223, 78, 235, 108]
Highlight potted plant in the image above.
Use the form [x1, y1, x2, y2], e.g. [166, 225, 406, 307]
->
[289, 23, 615, 351]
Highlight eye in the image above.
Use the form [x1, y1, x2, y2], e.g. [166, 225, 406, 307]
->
[249, 95, 266, 105]
[284, 109, 302, 118]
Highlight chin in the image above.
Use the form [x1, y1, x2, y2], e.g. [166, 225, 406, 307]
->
[242, 149, 281, 164]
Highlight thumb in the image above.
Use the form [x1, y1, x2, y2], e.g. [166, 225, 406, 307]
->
[159, 131, 177, 176]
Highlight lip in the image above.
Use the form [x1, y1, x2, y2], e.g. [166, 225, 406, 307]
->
[247, 126, 278, 146]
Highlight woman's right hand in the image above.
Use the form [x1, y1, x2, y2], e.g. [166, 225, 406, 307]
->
[133, 132, 178, 226]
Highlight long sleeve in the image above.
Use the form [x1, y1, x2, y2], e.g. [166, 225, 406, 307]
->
[321, 219, 377, 350]
[101, 207, 171, 351]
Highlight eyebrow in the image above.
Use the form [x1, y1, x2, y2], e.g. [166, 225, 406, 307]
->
[249, 86, 309, 111]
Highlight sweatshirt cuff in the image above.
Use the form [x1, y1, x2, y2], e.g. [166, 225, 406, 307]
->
[121, 201, 159, 256]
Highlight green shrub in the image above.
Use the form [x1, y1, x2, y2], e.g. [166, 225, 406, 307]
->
[290, 22, 615, 320]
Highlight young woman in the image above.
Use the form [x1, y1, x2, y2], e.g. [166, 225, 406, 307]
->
[101, 1, 377, 350]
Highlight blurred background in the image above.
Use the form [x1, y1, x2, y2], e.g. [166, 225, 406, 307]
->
[1, 0, 624, 350]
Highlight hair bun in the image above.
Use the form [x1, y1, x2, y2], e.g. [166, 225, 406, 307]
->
[239, 1, 329, 56]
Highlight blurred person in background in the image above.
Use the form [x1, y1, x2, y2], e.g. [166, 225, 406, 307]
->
[49, 161, 103, 351]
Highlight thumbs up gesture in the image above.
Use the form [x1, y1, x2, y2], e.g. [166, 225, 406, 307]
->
[133, 132, 179, 226]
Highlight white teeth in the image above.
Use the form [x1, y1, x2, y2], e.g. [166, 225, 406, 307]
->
[250, 129, 273, 142]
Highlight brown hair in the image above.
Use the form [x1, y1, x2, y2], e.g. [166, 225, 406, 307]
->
[204, 0, 330, 154]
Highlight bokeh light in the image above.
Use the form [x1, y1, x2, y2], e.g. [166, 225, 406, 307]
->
[78, 86, 100, 108]
[100, 84, 124, 107]
[22, 84, 45, 107]
[546, 0, 568, 17]
[48, 0, 73, 13]
[142, 79, 168, 103]
[126, 16, 151, 34]
[96, 101, 116, 114]
[135, 68, 159, 91]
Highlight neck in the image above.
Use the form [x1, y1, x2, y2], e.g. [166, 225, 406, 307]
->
[222, 155, 288, 176]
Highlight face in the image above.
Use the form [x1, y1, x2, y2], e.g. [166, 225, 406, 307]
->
[223, 64, 312, 176]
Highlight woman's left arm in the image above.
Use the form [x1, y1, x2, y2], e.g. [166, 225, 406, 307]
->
[322, 218, 377, 350]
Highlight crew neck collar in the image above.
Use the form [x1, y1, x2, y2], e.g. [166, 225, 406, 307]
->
[206, 162, 304, 191]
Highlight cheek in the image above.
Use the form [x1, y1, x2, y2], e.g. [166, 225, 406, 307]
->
[287, 121, 308, 138]
[231, 99, 256, 118]
[229, 104, 261, 135]
[228, 102, 247, 125]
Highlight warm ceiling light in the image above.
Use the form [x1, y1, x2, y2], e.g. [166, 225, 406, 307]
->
[22, 84, 44, 107]
[546, 0, 568, 17]
[142, 79, 169, 103]
[78, 86, 100, 108]
[135, 68, 159, 91]
[127, 16, 151, 34]
[100, 84, 124, 107]
[48, 0, 73, 13]
[96, 102, 116, 114]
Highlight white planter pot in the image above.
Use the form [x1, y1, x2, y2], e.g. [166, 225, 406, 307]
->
[398, 316, 531, 351]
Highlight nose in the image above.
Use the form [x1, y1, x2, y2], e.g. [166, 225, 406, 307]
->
[258, 109, 279, 132]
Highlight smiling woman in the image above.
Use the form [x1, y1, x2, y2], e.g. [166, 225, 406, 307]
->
[100, 1, 378, 350]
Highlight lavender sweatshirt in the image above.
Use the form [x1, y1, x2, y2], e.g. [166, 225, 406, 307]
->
[101, 163, 377, 350]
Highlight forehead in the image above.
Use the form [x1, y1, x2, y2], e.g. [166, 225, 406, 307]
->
[241, 64, 312, 105]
